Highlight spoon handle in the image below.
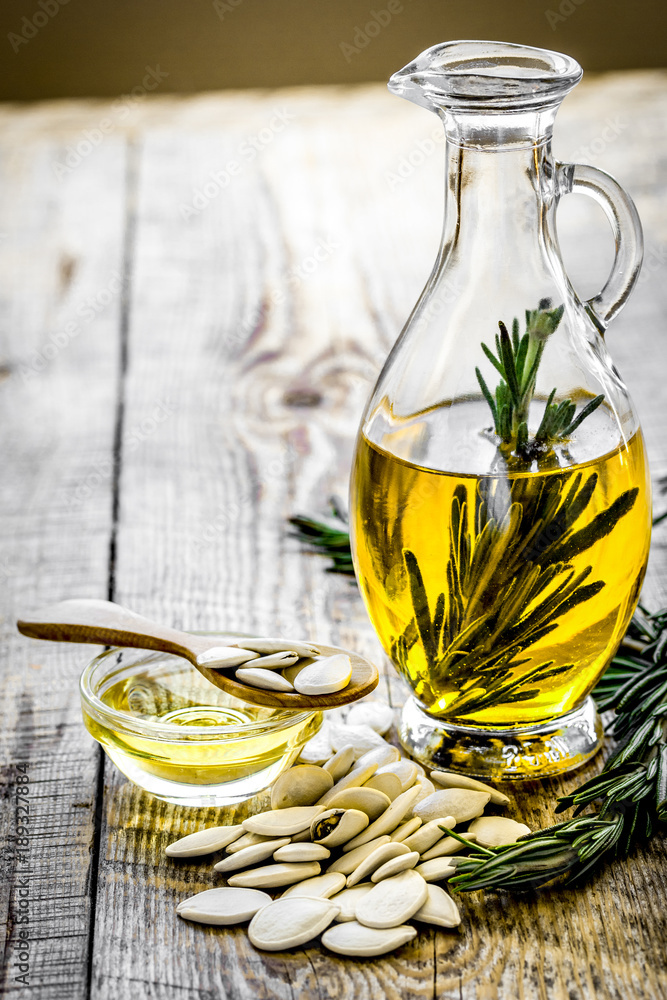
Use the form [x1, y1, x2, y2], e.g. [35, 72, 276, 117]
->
[16, 598, 214, 662]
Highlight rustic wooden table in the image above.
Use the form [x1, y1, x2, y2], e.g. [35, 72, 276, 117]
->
[1, 71, 667, 1000]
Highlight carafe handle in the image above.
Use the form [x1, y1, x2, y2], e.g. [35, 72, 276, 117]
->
[557, 162, 643, 334]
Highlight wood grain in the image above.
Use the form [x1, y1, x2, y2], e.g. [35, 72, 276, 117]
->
[1, 72, 667, 1000]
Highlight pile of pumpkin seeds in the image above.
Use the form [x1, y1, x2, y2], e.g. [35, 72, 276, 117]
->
[166, 700, 530, 958]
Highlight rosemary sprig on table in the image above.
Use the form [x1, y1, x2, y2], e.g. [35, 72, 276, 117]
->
[288, 498, 355, 576]
[475, 300, 604, 462]
[448, 605, 667, 893]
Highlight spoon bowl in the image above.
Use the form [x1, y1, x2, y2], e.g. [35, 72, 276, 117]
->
[16, 599, 379, 709]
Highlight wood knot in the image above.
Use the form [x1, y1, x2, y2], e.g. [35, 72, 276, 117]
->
[283, 388, 323, 408]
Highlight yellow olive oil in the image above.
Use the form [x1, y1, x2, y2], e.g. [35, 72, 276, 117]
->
[351, 408, 651, 727]
[83, 659, 321, 787]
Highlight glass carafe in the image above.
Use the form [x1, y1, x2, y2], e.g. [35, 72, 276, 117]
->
[350, 41, 652, 779]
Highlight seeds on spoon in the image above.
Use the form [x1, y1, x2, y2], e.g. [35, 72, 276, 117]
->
[165, 824, 243, 857]
[311, 808, 369, 848]
[196, 646, 260, 668]
[467, 816, 531, 847]
[370, 851, 419, 882]
[235, 668, 295, 692]
[227, 861, 321, 889]
[412, 788, 490, 825]
[248, 896, 339, 951]
[245, 651, 300, 670]
[412, 883, 461, 927]
[176, 887, 271, 925]
[243, 806, 325, 837]
[355, 870, 428, 929]
[234, 637, 321, 658]
[430, 769, 510, 806]
[294, 654, 352, 696]
[280, 871, 346, 899]
[321, 920, 417, 957]
[270, 765, 333, 809]
[322, 745, 355, 782]
[346, 841, 411, 888]
[214, 839, 291, 872]
[325, 787, 391, 821]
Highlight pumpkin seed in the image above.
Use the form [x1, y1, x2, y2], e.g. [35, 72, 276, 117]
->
[317, 762, 379, 807]
[176, 887, 271, 925]
[237, 638, 320, 658]
[329, 883, 375, 922]
[402, 817, 457, 855]
[363, 772, 402, 801]
[248, 896, 339, 950]
[273, 843, 330, 863]
[311, 808, 369, 848]
[195, 646, 259, 668]
[228, 861, 321, 889]
[411, 777, 436, 811]
[467, 816, 531, 847]
[227, 832, 278, 854]
[420, 833, 476, 861]
[298, 722, 333, 765]
[355, 869, 428, 929]
[354, 743, 401, 770]
[412, 883, 461, 927]
[294, 654, 352, 695]
[342, 785, 423, 851]
[280, 871, 346, 899]
[413, 788, 490, 825]
[325, 786, 391, 821]
[375, 759, 419, 792]
[430, 769, 510, 806]
[321, 920, 417, 957]
[235, 667, 294, 692]
[326, 835, 392, 876]
[244, 651, 300, 670]
[270, 765, 333, 809]
[389, 817, 422, 842]
[214, 839, 291, 873]
[165, 824, 243, 858]
[370, 851, 419, 882]
[322, 745, 355, 782]
[414, 859, 457, 883]
[346, 842, 411, 888]
[242, 806, 325, 837]
[345, 701, 394, 735]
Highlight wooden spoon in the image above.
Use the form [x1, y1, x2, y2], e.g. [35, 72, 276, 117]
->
[16, 598, 379, 710]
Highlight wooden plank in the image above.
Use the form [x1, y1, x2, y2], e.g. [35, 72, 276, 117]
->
[0, 132, 127, 996]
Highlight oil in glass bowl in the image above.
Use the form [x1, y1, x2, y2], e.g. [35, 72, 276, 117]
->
[80, 643, 322, 806]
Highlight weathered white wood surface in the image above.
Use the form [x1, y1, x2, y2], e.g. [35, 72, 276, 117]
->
[1, 72, 667, 1000]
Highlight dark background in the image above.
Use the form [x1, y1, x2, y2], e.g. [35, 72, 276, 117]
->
[2, 0, 666, 102]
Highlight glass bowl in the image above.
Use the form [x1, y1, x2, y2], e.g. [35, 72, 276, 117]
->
[80, 633, 322, 806]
